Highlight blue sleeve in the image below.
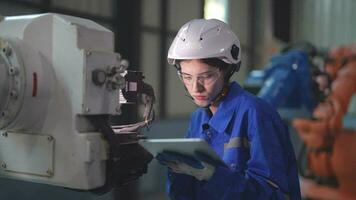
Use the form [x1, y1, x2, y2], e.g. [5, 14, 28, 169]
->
[199, 110, 301, 200]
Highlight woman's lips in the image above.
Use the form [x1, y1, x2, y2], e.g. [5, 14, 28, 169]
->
[194, 96, 207, 101]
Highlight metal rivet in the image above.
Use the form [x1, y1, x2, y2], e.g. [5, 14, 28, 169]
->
[86, 51, 91, 56]
[85, 108, 90, 113]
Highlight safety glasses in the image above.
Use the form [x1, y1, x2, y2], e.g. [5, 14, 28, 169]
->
[177, 68, 221, 86]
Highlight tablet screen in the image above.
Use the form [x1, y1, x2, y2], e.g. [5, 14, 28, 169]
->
[139, 138, 226, 166]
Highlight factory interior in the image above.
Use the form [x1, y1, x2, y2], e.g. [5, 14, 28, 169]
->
[0, 0, 356, 199]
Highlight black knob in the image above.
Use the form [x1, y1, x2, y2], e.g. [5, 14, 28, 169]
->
[92, 69, 107, 86]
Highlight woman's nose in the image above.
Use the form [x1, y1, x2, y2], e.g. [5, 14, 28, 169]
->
[191, 78, 204, 92]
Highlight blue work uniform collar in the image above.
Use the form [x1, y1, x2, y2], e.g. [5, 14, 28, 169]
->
[203, 82, 243, 133]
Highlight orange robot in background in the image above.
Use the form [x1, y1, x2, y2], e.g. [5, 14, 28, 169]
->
[293, 45, 356, 200]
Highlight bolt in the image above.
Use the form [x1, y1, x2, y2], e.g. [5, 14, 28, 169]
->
[85, 108, 90, 113]
[2, 46, 11, 56]
[1, 162, 7, 169]
[2, 132, 8, 137]
[86, 51, 91, 56]
[47, 136, 53, 142]
[9, 67, 18, 76]
[9, 90, 18, 99]
[1, 111, 6, 118]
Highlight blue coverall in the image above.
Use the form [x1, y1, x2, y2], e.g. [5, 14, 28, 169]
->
[167, 82, 301, 200]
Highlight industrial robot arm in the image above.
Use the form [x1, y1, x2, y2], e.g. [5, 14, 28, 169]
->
[0, 13, 154, 191]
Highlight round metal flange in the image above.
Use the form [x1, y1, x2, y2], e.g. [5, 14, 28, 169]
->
[0, 38, 25, 129]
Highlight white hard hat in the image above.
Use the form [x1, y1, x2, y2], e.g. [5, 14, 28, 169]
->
[167, 18, 241, 66]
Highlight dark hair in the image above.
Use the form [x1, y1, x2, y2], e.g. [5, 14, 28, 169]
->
[201, 58, 230, 71]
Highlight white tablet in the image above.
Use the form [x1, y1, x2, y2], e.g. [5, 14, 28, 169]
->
[139, 138, 226, 166]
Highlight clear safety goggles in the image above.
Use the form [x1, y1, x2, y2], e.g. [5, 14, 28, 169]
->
[177, 68, 221, 86]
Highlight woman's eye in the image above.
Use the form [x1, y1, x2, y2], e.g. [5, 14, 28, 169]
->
[202, 74, 213, 79]
[183, 76, 192, 80]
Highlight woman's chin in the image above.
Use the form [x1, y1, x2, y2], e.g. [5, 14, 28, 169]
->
[194, 99, 210, 107]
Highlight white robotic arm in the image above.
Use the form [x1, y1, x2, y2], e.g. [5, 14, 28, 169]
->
[0, 13, 153, 190]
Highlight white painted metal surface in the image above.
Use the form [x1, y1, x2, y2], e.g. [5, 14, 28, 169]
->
[0, 132, 54, 177]
[0, 13, 123, 189]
